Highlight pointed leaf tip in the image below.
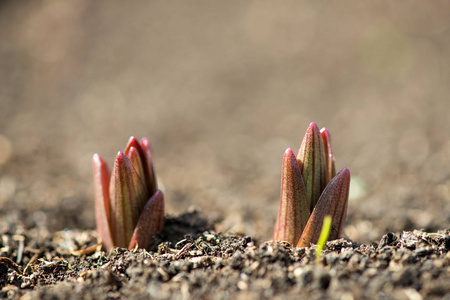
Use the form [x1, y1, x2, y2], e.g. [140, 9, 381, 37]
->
[124, 137, 145, 160]
[273, 148, 309, 246]
[126, 136, 138, 148]
[110, 151, 149, 248]
[297, 122, 327, 212]
[125, 136, 157, 196]
[319, 127, 328, 135]
[140, 137, 153, 154]
[129, 189, 165, 250]
[140, 137, 158, 195]
[297, 167, 350, 247]
[127, 147, 145, 180]
[284, 147, 294, 156]
[320, 128, 336, 184]
[92, 154, 113, 250]
[326, 167, 350, 240]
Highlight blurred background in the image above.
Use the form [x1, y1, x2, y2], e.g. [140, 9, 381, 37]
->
[0, 1, 449, 243]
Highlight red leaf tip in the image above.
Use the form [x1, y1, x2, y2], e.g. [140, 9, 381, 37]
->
[275, 122, 349, 248]
[94, 137, 162, 251]
[284, 148, 294, 156]
[320, 127, 329, 135]
[93, 154, 101, 166]
[307, 122, 319, 131]
[127, 136, 138, 144]
[115, 150, 126, 160]
[338, 167, 350, 179]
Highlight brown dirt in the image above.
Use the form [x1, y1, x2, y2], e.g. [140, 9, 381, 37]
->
[1, 215, 449, 299]
[0, 1, 450, 299]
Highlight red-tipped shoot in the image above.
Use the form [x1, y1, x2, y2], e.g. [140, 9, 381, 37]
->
[273, 123, 350, 247]
[93, 137, 164, 251]
[273, 148, 310, 246]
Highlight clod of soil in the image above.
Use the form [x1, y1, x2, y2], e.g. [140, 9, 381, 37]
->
[1, 210, 449, 300]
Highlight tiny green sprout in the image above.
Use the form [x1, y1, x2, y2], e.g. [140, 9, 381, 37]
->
[316, 215, 332, 263]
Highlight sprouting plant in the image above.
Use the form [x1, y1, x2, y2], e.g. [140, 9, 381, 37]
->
[93, 137, 164, 251]
[273, 122, 350, 247]
[315, 215, 332, 262]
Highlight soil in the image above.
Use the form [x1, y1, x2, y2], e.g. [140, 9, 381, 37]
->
[1, 1, 450, 299]
[1, 213, 449, 299]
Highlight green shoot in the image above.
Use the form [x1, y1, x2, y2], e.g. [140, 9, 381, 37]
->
[315, 215, 332, 263]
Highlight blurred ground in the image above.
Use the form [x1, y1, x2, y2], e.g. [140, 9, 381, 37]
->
[0, 1, 449, 244]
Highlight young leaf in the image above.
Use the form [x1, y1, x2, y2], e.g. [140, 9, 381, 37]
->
[296, 122, 327, 212]
[297, 167, 350, 247]
[140, 137, 158, 196]
[109, 151, 150, 248]
[124, 136, 155, 195]
[273, 148, 310, 246]
[92, 154, 113, 250]
[129, 189, 165, 250]
[320, 128, 336, 185]
[127, 147, 149, 213]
